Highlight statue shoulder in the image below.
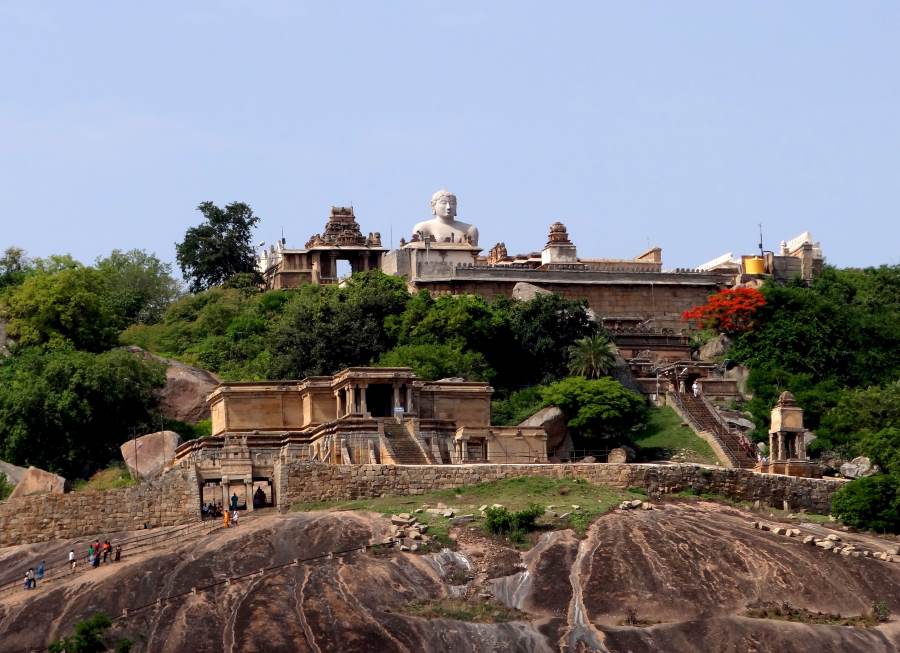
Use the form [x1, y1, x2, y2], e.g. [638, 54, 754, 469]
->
[412, 219, 434, 234]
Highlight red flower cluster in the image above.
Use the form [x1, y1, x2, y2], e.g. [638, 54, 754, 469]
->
[681, 287, 766, 335]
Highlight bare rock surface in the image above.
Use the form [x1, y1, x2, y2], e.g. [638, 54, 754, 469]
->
[698, 333, 732, 361]
[0, 460, 27, 487]
[519, 406, 568, 453]
[841, 456, 879, 479]
[124, 346, 220, 423]
[2, 504, 900, 652]
[512, 282, 552, 301]
[7, 467, 67, 499]
[119, 431, 181, 480]
[607, 446, 636, 464]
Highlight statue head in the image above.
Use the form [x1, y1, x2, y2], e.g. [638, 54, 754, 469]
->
[430, 189, 457, 221]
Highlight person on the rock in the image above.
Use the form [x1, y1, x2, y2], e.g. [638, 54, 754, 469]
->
[69, 549, 76, 571]
[231, 492, 239, 512]
[87, 543, 94, 565]
[232, 508, 239, 526]
[224, 509, 231, 529]
[37, 560, 45, 581]
[114, 545, 122, 562]
[102, 540, 111, 563]
[692, 380, 700, 397]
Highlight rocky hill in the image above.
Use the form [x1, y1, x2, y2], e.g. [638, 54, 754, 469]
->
[1, 502, 899, 652]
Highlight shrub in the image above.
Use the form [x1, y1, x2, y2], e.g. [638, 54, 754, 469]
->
[484, 503, 544, 541]
[831, 474, 900, 533]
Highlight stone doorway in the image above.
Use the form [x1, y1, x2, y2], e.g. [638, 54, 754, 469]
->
[252, 478, 274, 509]
[367, 384, 393, 417]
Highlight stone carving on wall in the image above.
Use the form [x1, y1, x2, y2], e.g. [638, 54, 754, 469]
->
[411, 189, 479, 246]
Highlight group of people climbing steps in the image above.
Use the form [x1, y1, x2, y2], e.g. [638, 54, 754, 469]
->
[23, 540, 121, 591]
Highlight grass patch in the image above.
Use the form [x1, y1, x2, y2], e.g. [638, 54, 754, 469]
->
[292, 476, 644, 541]
[73, 464, 138, 492]
[402, 598, 524, 623]
[633, 406, 719, 465]
[745, 601, 888, 628]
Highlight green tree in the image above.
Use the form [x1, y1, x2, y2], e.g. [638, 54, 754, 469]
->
[48, 612, 132, 653]
[175, 201, 261, 292]
[538, 376, 646, 444]
[501, 294, 597, 388]
[1, 266, 121, 352]
[268, 272, 409, 379]
[378, 343, 493, 381]
[95, 249, 181, 325]
[816, 382, 900, 456]
[0, 246, 34, 290]
[0, 347, 165, 478]
[568, 333, 617, 379]
[832, 474, 900, 534]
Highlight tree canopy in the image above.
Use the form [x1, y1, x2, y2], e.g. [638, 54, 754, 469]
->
[175, 201, 261, 292]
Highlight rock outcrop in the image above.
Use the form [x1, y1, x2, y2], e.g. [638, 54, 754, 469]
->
[3, 504, 899, 652]
[698, 333, 732, 361]
[7, 467, 67, 499]
[120, 430, 181, 480]
[518, 406, 568, 453]
[840, 456, 879, 479]
[607, 446, 636, 464]
[124, 346, 220, 423]
[511, 281, 551, 301]
[0, 460, 27, 487]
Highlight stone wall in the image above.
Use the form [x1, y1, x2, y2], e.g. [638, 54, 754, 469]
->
[280, 462, 844, 515]
[0, 466, 199, 547]
[0, 462, 846, 547]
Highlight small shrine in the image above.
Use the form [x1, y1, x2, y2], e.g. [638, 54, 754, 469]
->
[756, 391, 821, 478]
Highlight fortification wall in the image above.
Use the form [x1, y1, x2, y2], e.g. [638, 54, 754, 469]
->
[0, 467, 199, 547]
[280, 462, 843, 515]
[0, 463, 845, 548]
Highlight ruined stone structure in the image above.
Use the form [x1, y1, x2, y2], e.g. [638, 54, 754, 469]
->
[172, 367, 548, 511]
[757, 391, 821, 478]
[258, 206, 386, 289]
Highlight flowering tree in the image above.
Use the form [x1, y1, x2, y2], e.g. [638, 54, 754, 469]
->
[681, 287, 766, 335]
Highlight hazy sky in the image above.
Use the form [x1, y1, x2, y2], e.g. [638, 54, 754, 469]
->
[2, 2, 898, 271]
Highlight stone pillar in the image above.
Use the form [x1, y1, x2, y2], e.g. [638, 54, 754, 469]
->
[798, 433, 807, 461]
[393, 383, 401, 414]
[359, 385, 368, 416]
[245, 479, 254, 511]
[347, 384, 355, 414]
[335, 392, 341, 418]
[221, 477, 229, 510]
[406, 385, 413, 414]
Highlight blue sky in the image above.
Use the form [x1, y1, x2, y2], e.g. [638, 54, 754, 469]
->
[2, 2, 898, 271]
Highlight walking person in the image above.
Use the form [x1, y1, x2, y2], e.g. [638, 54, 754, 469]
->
[87, 543, 94, 565]
[37, 560, 45, 581]
[231, 508, 239, 527]
[25, 568, 35, 590]
[114, 545, 122, 562]
[69, 549, 76, 571]
[230, 492, 239, 512]
[224, 509, 231, 529]
[102, 540, 111, 563]
[692, 380, 700, 397]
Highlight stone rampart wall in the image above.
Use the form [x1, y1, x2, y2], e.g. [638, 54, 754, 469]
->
[0, 462, 845, 548]
[0, 467, 199, 547]
[281, 462, 844, 515]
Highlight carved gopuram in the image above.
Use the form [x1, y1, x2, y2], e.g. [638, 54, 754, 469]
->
[258, 206, 386, 288]
[756, 391, 821, 478]
[173, 367, 548, 509]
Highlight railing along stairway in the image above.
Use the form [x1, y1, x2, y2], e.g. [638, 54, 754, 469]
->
[670, 391, 757, 469]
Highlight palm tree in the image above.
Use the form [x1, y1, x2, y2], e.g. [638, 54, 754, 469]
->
[568, 333, 618, 379]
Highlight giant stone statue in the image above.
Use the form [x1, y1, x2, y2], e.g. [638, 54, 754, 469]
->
[412, 189, 479, 246]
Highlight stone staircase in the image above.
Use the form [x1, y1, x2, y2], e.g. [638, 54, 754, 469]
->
[676, 392, 757, 468]
[382, 421, 429, 465]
